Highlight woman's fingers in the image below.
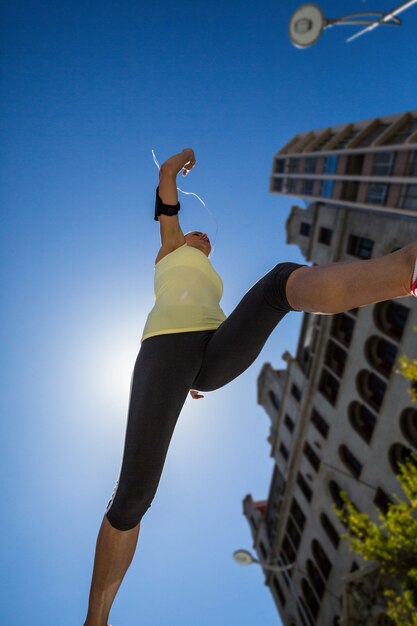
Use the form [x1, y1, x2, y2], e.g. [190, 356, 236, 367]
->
[182, 159, 196, 176]
[190, 389, 205, 399]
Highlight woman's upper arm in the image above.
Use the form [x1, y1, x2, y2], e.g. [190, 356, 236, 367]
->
[155, 215, 186, 264]
[155, 164, 186, 263]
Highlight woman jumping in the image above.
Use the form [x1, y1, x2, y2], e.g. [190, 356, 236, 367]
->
[83, 148, 417, 626]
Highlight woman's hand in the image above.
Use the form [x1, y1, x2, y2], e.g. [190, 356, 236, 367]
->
[160, 148, 196, 178]
[190, 389, 204, 400]
[181, 148, 196, 177]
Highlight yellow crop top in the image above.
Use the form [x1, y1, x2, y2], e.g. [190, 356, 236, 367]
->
[141, 243, 227, 342]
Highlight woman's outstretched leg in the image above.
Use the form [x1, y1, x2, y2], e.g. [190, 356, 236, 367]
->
[84, 516, 140, 626]
[285, 241, 417, 314]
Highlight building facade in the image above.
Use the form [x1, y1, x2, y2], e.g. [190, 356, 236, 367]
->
[270, 110, 417, 218]
[242, 111, 417, 626]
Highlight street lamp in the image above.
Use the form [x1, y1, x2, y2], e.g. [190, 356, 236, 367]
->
[289, 1, 417, 47]
[233, 549, 296, 573]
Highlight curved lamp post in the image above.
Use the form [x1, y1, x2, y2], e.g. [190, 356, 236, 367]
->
[289, 1, 417, 47]
[233, 549, 295, 573]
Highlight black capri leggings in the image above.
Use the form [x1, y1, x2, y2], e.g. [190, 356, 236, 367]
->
[105, 261, 305, 530]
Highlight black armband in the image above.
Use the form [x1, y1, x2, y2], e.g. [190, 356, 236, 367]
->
[154, 186, 181, 221]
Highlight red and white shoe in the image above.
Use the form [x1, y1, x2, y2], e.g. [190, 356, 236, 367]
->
[411, 260, 417, 297]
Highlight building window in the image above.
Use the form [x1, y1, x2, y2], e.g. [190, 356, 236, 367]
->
[288, 158, 300, 174]
[339, 444, 363, 478]
[388, 442, 417, 475]
[312, 538, 332, 579]
[319, 178, 334, 198]
[347, 234, 374, 259]
[301, 578, 320, 619]
[341, 180, 359, 202]
[356, 370, 387, 412]
[318, 369, 340, 406]
[328, 481, 354, 529]
[298, 598, 314, 626]
[329, 480, 346, 510]
[302, 179, 314, 195]
[318, 226, 333, 245]
[284, 414, 295, 433]
[274, 158, 285, 174]
[367, 183, 388, 205]
[279, 442, 289, 461]
[300, 221, 312, 237]
[374, 487, 394, 515]
[374, 300, 410, 341]
[399, 407, 417, 448]
[365, 335, 398, 378]
[297, 472, 312, 502]
[406, 152, 417, 176]
[272, 177, 283, 192]
[304, 157, 316, 174]
[399, 184, 417, 210]
[372, 151, 395, 176]
[269, 390, 280, 410]
[323, 155, 338, 173]
[306, 558, 325, 599]
[286, 517, 302, 551]
[320, 513, 340, 548]
[282, 535, 297, 563]
[291, 383, 302, 402]
[330, 313, 355, 347]
[272, 577, 287, 608]
[310, 408, 329, 439]
[348, 401, 377, 444]
[303, 441, 321, 472]
[324, 339, 348, 378]
[290, 497, 306, 531]
[287, 177, 297, 193]
[346, 153, 365, 175]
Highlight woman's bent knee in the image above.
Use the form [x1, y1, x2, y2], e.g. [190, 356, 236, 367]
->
[106, 501, 151, 531]
[105, 486, 155, 531]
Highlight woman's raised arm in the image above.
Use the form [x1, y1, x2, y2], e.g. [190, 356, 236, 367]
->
[155, 148, 196, 264]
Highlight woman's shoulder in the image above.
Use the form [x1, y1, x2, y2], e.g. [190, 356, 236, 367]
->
[155, 242, 188, 266]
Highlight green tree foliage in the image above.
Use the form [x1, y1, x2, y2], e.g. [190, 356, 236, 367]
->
[332, 330, 417, 625]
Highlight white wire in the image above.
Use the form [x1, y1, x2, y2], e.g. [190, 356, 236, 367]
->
[151, 149, 218, 257]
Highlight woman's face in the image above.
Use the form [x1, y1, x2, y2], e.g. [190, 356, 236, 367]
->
[185, 231, 211, 257]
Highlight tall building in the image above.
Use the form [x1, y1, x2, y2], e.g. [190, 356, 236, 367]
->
[270, 110, 417, 218]
[242, 112, 417, 626]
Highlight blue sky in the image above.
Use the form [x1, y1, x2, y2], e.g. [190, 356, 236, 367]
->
[1, 1, 416, 624]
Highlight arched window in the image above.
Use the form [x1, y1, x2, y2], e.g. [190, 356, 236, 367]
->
[301, 578, 320, 619]
[312, 538, 332, 580]
[399, 407, 417, 448]
[298, 597, 314, 626]
[330, 313, 355, 347]
[320, 512, 341, 548]
[268, 390, 280, 410]
[339, 444, 363, 478]
[348, 401, 377, 443]
[374, 300, 410, 341]
[356, 370, 387, 412]
[328, 480, 345, 509]
[306, 558, 325, 599]
[388, 443, 417, 475]
[365, 335, 398, 378]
